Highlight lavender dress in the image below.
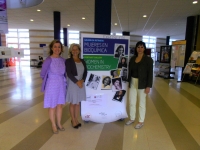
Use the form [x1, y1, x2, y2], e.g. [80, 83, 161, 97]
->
[44, 57, 66, 108]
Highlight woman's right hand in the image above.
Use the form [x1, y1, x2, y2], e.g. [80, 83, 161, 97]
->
[76, 80, 83, 88]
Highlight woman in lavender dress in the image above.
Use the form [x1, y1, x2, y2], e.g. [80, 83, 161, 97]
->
[40, 39, 66, 134]
[66, 44, 87, 129]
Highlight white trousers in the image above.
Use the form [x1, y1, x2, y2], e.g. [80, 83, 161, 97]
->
[129, 78, 147, 122]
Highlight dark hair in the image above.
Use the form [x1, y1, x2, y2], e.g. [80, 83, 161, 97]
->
[120, 57, 127, 63]
[49, 39, 64, 56]
[134, 41, 146, 56]
[116, 45, 124, 53]
[111, 70, 118, 77]
[113, 78, 120, 84]
[116, 90, 125, 96]
[102, 76, 111, 85]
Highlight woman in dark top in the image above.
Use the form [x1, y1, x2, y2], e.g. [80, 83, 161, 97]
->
[126, 41, 153, 129]
[118, 57, 127, 68]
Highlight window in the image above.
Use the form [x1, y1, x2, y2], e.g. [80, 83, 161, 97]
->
[60, 30, 80, 45]
[116, 33, 122, 36]
[6, 29, 30, 66]
[169, 39, 177, 45]
[142, 36, 156, 63]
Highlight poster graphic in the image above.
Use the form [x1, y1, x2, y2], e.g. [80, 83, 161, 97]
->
[101, 76, 112, 90]
[0, 0, 8, 33]
[114, 44, 125, 58]
[112, 90, 126, 102]
[120, 67, 128, 82]
[110, 69, 120, 78]
[112, 77, 123, 92]
[81, 34, 129, 123]
[86, 73, 101, 90]
[117, 56, 127, 68]
[160, 46, 171, 63]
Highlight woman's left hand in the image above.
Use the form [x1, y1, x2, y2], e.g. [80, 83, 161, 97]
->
[145, 87, 150, 94]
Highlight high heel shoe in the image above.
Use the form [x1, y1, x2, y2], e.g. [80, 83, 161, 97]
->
[77, 123, 82, 127]
[71, 120, 79, 129]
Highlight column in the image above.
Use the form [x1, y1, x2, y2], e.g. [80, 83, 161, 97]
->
[94, 0, 112, 34]
[63, 28, 68, 46]
[122, 31, 130, 36]
[54, 11, 61, 40]
[166, 36, 170, 45]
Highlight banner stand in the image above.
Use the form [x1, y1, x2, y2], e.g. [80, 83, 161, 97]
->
[81, 34, 130, 123]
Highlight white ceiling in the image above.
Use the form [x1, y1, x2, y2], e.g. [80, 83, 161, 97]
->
[7, 0, 200, 39]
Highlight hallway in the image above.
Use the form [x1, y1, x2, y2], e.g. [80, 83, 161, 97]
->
[0, 66, 200, 150]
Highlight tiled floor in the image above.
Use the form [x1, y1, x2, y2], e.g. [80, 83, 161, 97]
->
[0, 66, 200, 150]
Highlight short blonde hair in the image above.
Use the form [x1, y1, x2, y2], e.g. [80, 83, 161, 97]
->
[49, 39, 64, 56]
[68, 43, 81, 58]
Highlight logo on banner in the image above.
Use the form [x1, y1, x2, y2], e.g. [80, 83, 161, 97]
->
[84, 113, 91, 121]
[115, 111, 122, 118]
[99, 112, 107, 119]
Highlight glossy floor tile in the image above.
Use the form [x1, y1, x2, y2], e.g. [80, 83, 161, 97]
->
[0, 66, 200, 150]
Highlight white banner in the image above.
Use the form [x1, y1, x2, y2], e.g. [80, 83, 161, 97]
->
[81, 34, 130, 123]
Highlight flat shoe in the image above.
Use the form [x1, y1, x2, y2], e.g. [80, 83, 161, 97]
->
[135, 123, 144, 129]
[57, 127, 65, 131]
[125, 120, 135, 125]
[78, 123, 81, 127]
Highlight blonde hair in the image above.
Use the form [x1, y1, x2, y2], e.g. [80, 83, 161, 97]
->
[68, 43, 81, 58]
[49, 39, 64, 56]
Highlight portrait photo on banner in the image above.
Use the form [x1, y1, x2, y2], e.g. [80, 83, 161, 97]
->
[101, 76, 112, 90]
[112, 90, 126, 102]
[114, 44, 125, 58]
[111, 77, 123, 92]
[110, 69, 120, 78]
[120, 67, 128, 82]
[86, 73, 101, 90]
[117, 56, 127, 69]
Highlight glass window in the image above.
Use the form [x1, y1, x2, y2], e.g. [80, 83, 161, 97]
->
[7, 44, 18, 48]
[20, 44, 30, 48]
[148, 44, 154, 48]
[6, 32, 18, 37]
[69, 34, 79, 38]
[151, 53, 155, 57]
[19, 32, 29, 37]
[18, 29, 29, 31]
[23, 56, 30, 59]
[116, 33, 122, 36]
[6, 29, 30, 66]
[60, 33, 64, 38]
[69, 30, 79, 33]
[8, 29, 17, 31]
[143, 36, 156, 64]
[24, 50, 30, 55]
[20, 61, 30, 66]
[19, 38, 30, 43]
[69, 39, 79, 44]
[143, 36, 149, 38]
[143, 39, 149, 43]
[149, 38, 156, 43]
[60, 39, 64, 44]
[7, 38, 18, 43]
